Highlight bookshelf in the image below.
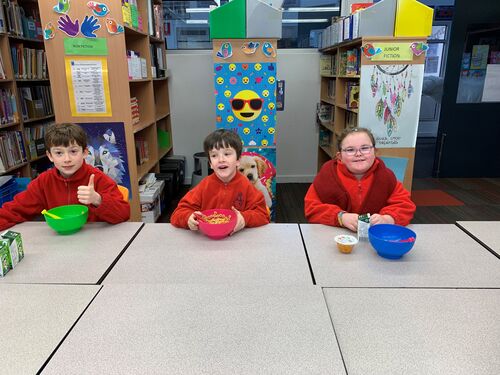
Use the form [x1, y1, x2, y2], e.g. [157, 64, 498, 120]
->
[318, 36, 426, 191]
[0, 0, 54, 177]
[39, 0, 172, 221]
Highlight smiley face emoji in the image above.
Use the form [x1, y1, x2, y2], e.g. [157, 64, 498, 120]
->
[255, 63, 262, 71]
[224, 90, 232, 98]
[262, 89, 269, 98]
[262, 115, 269, 123]
[227, 115, 234, 123]
[243, 127, 250, 135]
[268, 127, 275, 134]
[217, 103, 225, 110]
[230, 90, 264, 122]
[268, 76, 275, 84]
[268, 102, 275, 110]
[229, 63, 236, 71]
[261, 139, 268, 146]
[242, 76, 249, 84]
[216, 77, 224, 84]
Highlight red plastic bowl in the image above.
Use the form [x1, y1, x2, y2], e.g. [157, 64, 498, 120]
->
[198, 209, 237, 240]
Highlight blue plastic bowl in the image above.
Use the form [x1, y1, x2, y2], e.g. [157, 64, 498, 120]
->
[368, 224, 416, 259]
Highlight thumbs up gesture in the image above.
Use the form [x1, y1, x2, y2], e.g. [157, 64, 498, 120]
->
[78, 174, 102, 206]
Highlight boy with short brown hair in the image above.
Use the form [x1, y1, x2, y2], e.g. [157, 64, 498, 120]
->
[0, 123, 130, 230]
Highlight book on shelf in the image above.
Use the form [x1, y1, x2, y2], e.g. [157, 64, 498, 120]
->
[0, 130, 27, 172]
[317, 102, 334, 125]
[327, 79, 335, 99]
[153, 4, 164, 39]
[346, 82, 360, 109]
[18, 86, 53, 121]
[130, 97, 140, 125]
[0, 88, 18, 124]
[24, 120, 52, 160]
[4, 1, 42, 39]
[319, 128, 331, 148]
[135, 137, 149, 165]
[345, 111, 358, 128]
[320, 55, 333, 76]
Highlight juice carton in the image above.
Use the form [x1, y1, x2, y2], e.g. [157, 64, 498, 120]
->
[0, 240, 11, 277]
[0, 230, 24, 267]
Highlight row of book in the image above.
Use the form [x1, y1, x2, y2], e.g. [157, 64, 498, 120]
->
[338, 48, 360, 77]
[11, 45, 47, 80]
[150, 45, 166, 78]
[147, 1, 164, 39]
[18, 86, 53, 121]
[0, 1, 43, 40]
[0, 130, 27, 173]
[24, 121, 52, 161]
[130, 97, 140, 125]
[317, 103, 334, 126]
[122, 0, 141, 31]
[0, 88, 17, 125]
[135, 137, 150, 165]
[127, 50, 148, 80]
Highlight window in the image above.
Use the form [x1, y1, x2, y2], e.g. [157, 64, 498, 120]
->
[163, 1, 340, 50]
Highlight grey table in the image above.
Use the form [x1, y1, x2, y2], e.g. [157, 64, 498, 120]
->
[0, 222, 143, 284]
[41, 284, 346, 374]
[324, 288, 500, 375]
[300, 224, 500, 287]
[0, 284, 101, 375]
[104, 223, 313, 285]
[457, 221, 500, 257]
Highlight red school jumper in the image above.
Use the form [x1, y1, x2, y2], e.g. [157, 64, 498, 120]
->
[170, 172, 269, 229]
[304, 158, 415, 227]
[0, 162, 130, 230]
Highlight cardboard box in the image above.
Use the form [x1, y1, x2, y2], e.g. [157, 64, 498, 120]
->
[139, 180, 165, 223]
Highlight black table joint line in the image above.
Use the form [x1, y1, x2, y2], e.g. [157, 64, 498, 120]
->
[298, 224, 316, 285]
[455, 222, 500, 259]
[37, 285, 104, 375]
[97, 222, 146, 284]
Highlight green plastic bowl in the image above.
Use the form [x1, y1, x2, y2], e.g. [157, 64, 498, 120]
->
[44, 204, 89, 235]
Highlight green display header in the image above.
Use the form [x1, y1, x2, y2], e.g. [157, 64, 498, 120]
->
[64, 38, 108, 56]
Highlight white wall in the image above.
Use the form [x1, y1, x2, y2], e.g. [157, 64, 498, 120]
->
[166, 49, 320, 184]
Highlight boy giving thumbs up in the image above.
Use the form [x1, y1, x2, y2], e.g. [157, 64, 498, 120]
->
[0, 123, 130, 230]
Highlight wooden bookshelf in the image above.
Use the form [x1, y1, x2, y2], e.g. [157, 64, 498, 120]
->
[318, 37, 427, 191]
[0, 0, 54, 177]
[39, 0, 172, 221]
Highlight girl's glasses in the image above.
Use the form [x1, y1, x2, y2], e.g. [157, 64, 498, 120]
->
[230, 98, 263, 110]
[341, 145, 374, 156]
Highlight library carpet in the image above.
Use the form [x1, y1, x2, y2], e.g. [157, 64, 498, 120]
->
[411, 189, 464, 207]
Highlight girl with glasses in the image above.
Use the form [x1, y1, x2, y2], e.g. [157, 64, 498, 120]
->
[304, 127, 415, 232]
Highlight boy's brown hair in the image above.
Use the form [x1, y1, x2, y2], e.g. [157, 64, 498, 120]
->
[337, 127, 376, 150]
[45, 123, 88, 150]
[203, 129, 243, 158]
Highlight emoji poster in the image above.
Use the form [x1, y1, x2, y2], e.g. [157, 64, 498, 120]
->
[242, 147, 277, 220]
[78, 122, 132, 197]
[214, 61, 277, 147]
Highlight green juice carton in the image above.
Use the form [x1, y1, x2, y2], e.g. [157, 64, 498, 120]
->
[0, 230, 24, 268]
[0, 241, 11, 277]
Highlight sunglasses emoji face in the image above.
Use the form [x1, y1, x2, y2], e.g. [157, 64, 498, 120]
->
[230, 90, 263, 122]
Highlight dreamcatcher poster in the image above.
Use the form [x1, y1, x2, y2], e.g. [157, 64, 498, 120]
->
[359, 64, 424, 148]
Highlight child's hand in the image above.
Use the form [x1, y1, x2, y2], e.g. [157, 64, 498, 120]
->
[231, 207, 245, 234]
[77, 174, 102, 206]
[370, 214, 395, 225]
[341, 213, 359, 232]
[187, 211, 202, 231]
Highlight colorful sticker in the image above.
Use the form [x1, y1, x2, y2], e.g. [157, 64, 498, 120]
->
[216, 42, 233, 59]
[81, 15, 101, 38]
[105, 18, 124, 34]
[361, 43, 382, 59]
[87, 1, 110, 17]
[44, 22, 56, 40]
[262, 42, 276, 58]
[58, 15, 79, 37]
[410, 42, 429, 56]
[53, 0, 70, 14]
[214, 62, 277, 147]
[241, 41, 260, 55]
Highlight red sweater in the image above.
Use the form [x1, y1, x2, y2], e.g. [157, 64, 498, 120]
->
[170, 172, 269, 229]
[0, 162, 130, 230]
[304, 158, 415, 226]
